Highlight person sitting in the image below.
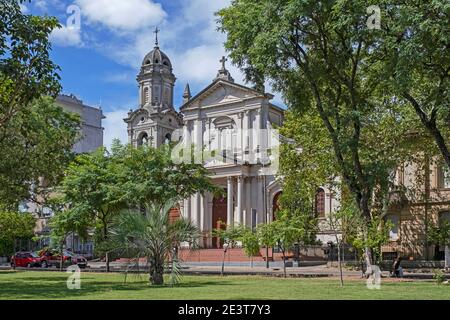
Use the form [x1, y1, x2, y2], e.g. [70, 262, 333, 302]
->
[391, 256, 403, 278]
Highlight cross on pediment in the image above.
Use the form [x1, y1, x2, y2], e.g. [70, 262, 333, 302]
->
[220, 56, 227, 70]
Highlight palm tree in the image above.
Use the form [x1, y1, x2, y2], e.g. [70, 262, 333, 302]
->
[109, 202, 200, 285]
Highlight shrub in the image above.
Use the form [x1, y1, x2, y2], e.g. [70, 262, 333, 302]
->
[433, 269, 446, 285]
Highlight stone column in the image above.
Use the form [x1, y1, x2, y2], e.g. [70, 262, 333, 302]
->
[200, 194, 205, 231]
[237, 113, 244, 164]
[206, 194, 214, 248]
[192, 193, 201, 229]
[200, 194, 206, 247]
[186, 197, 192, 221]
[256, 176, 264, 224]
[194, 119, 203, 164]
[183, 121, 190, 147]
[255, 109, 261, 153]
[245, 177, 251, 227]
[236, 176, 243, 226]
[247, 110, 254, 164]
[227, 177, 234, 228]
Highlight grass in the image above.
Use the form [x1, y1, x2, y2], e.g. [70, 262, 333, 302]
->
[0, 271, 449, 300]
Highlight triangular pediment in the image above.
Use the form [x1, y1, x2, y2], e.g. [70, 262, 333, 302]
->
[181, 80, 266, 110]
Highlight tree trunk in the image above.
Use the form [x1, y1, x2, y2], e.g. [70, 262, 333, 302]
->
[265, 246, 269, 269]
[221, 247, 227, 276]
[149, 256, 164, 285]
[282, 248, 287, 278]
[403, 92, 450, 169]
[358, 195, 374, 276]
[337, 241, 344, 287]
[106, 252, 110, 273]
[59, 242, 64, 272]
[364, 246, 374, 276]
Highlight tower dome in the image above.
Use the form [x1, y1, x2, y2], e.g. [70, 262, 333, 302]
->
[137, 28, 176, 111]
[142, 47, 172, 69]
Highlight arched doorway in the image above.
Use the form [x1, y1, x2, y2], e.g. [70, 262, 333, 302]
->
[212, 193, 227, 248]
[272, 192, 282, 221]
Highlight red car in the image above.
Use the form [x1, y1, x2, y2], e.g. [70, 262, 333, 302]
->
[39, 249, 87, 269]
[11, 252, 42, 268]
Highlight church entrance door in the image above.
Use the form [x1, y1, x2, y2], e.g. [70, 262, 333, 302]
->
[212, 194, 227, 248]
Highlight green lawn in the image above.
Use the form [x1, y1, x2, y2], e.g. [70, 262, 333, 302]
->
[0, 271, 449, 300]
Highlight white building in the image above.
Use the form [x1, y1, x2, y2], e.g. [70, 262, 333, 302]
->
[29, 94, 104, 255]
[124, 41, 285, 248]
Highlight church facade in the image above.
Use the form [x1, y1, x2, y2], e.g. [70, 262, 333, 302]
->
[124, 41, 285, 247]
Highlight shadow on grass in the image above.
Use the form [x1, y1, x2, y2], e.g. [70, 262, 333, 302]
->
[0, 273, 236, 300]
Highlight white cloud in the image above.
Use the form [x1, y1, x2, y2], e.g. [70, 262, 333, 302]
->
[75, 0, 166, 32]
[33, 0, 65, 12]
[103, 109, 130, 150]
[19, 3, 29, 13]
[172, 44, 244, 85]
[34, 0, 48, 11]
[50, 25, 83, 47]
[81, 0, 285, 109]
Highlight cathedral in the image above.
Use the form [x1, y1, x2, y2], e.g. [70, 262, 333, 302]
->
[123, 37, 285, 248]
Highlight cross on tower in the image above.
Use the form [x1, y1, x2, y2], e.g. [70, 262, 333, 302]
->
[220, 56, 227, 70]
[154, 27, 160, 46]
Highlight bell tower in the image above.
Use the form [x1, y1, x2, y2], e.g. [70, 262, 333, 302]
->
[137, 28, 176, 111]
[124, 28, 182, 148]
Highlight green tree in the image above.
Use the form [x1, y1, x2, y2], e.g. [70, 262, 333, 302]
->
[213, 223, 244, 275]
[428, 220, 450, 264]
[59, 141, 217, 269]
[109, 202, 200, 286]
[60, 146, 126, 243]
[238, 227, 261, 268]
[270, 212, 317, 277]
[47, 196, 91, 270]
[380, 1, 450, 169]
[0, 211, 35, 257]
[0, 97, 80, 209]
[115, 142, 218, 209]
[217, 0, 429, 272]
[256, 222, 278, 268]
[0, 0, 61, 128]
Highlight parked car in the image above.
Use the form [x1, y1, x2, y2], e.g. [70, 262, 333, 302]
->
[38, 249, 87, 269]
[11, 252, 42, 268]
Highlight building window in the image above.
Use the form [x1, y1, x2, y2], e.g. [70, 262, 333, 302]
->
[386, 214, 399, 241]
[137, 132, 149, 147]
[443, 167, 450, 189]
[165, 133, 171, 145]
[315, 188, 325, 218]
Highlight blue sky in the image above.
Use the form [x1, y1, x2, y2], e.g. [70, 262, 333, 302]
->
[22, 0, 284, 148]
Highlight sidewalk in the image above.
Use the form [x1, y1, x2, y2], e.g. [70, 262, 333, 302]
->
[1, 261, 446, 280]
[86, 261, 441, 279]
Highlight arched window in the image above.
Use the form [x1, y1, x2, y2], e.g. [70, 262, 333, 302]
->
[137, 132, 149, 147]
[315, 188, 325, 218]
[165, 133, 172, 145]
